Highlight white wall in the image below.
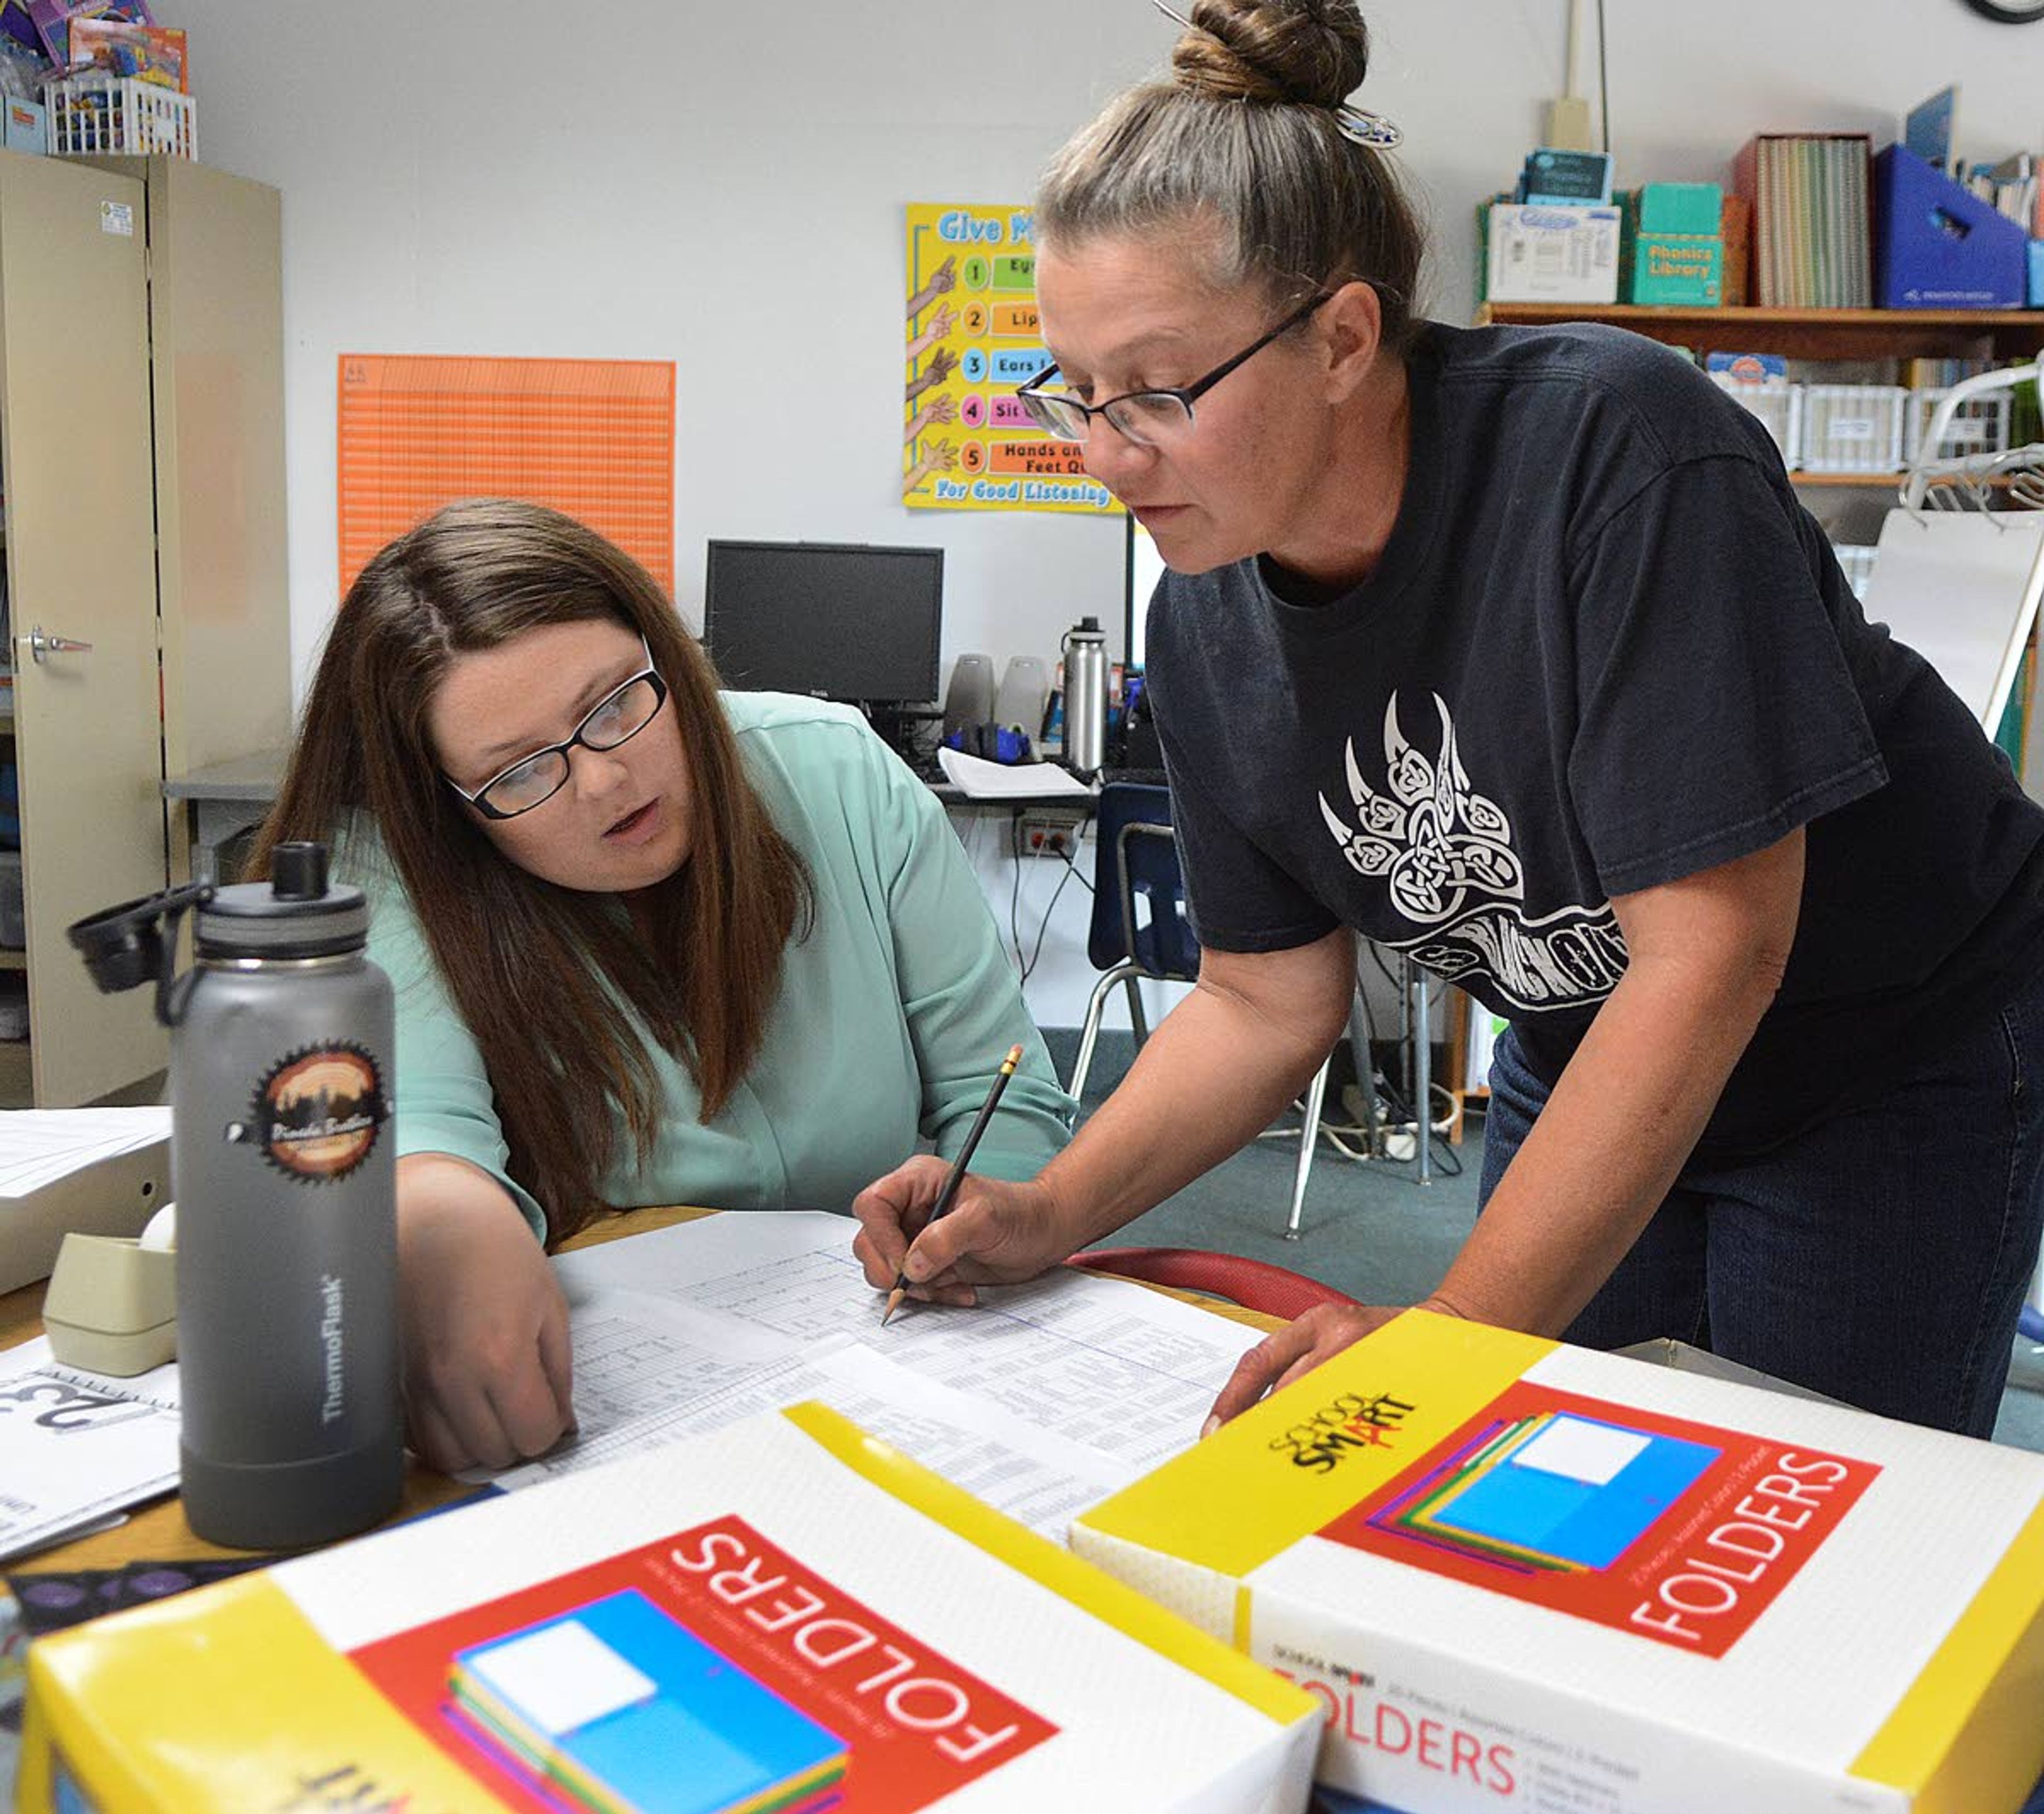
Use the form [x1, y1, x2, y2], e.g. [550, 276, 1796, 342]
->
[174, 0, 2044, 694]
[171, 0, 2044, 1020]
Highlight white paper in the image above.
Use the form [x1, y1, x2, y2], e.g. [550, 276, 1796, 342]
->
[0, 1108, 171, 1201]
[936, 746, 1093, 798]
[520, 1214, 1265, 1533]
[0, 1345, 180, 1562]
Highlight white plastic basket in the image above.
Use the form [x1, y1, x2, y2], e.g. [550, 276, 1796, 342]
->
[1832, 543, 1878, 603]
[1796, 384, 1907, 475]
[1709, 371, 1803, 469]
[42, 73, 195, 159]
[1903, 386, 2014, 466]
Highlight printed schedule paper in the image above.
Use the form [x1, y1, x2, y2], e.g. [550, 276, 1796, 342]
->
[475, 1213, 1264, 1535]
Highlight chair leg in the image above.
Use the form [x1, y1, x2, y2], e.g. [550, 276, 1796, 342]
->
[1285, 1054, 1333, 1241]
[1347, 982, 1384, 1158]
[1123, 973, 1151, 1050]
[1069, 961, 1139, 1104]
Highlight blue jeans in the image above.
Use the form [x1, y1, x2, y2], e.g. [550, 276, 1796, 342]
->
[1479, 966, 2044, 1437]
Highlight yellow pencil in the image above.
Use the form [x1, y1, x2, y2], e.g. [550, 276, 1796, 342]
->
[882, 1043, 1025, 1326]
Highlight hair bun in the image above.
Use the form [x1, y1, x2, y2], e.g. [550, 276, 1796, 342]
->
[1169, 0, 1371, 113]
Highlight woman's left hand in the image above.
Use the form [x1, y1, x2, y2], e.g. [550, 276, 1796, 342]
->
[1203, 1298, 1462, 1433]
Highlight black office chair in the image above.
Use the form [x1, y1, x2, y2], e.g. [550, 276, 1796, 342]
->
[1067, 783, 1372, 1239]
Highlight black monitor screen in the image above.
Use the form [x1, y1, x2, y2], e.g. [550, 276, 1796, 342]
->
[702, 540, 943, 704]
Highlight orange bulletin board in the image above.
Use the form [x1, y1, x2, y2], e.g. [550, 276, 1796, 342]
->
[336, 354, 676, 596]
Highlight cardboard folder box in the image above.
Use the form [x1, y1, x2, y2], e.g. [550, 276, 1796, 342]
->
[1073, 1312, 2044, 1814]
[21, 1401, 1321, 1813]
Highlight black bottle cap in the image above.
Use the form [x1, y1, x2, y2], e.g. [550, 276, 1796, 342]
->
[270, 842, 329, 902]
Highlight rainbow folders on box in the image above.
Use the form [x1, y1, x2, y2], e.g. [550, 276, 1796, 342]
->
[448, 1593, 848, 1814]
[19, 1403, 1320, 1814]
[1074, 1312, 2044, 1814]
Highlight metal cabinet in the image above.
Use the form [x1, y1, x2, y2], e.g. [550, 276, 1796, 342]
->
[0, 150, 287, 1105]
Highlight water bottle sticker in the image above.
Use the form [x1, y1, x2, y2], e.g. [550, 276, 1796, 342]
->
[231, 1043, 388, 1183]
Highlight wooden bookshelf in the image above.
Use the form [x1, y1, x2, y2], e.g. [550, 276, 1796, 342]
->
[1474, 303, 2044, 362]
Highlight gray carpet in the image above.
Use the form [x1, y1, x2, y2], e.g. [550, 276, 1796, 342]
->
[1044, 1029, 2044, 1456]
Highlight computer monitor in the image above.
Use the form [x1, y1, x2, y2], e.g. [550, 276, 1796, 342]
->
[1125, 518, 1167, 671]
[702, 540, 944, 704]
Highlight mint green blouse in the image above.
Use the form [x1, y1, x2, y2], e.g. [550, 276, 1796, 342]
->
[346, 693, 1074, 1238]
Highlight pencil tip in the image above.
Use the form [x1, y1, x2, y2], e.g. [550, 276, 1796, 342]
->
[881, 1287, 905, 1326]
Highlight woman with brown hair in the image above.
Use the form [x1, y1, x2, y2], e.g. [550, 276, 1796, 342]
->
[253, 499, 1070, 1473]
[855, 0, 2044, 1440]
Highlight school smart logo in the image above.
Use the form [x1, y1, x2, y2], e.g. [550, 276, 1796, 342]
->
[242, 1043, 388, 1183]
[1269, 1387, 1417, 1475]
[1317, 694, 1630, 1012]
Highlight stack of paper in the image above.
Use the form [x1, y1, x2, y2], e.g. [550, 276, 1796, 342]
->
[935, 745, 1091, 798]
[0, 1111, 169, 1202]
[490, 1212, 1270, 1541]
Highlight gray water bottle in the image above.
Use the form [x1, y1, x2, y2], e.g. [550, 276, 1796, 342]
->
[70, 842, 403, 1549]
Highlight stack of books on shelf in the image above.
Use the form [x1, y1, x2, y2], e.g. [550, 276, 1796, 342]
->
[1732, 132, 1874, 308]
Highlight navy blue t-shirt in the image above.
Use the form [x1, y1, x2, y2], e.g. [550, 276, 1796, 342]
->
[1146, 321, 2044, 1156]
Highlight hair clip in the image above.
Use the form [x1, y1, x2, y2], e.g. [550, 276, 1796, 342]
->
[1333, 103, 1402, 149]
[1149, 0, 1402, 149]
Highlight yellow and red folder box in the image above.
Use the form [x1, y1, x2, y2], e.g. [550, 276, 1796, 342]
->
[19, 1403, 1320, 1813]
[1073, 1312, 2044, 1814]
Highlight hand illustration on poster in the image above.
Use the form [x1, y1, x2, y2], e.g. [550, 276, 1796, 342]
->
[903, 202, 1120, 515]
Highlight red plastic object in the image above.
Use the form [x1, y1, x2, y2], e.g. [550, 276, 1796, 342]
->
[1066, 1246, 1361, 1321]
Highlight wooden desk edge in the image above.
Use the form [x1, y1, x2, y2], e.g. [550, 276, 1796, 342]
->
[2, 1206, 1276, 1571]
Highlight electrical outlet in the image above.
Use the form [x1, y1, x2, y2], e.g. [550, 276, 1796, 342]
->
[1017, 813, 1084, 858]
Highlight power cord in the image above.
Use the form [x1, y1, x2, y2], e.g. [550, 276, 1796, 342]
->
[1008, 808, 1097, 985]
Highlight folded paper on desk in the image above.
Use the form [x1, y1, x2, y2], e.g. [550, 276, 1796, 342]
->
[0, 1110, 170, 1296]
[1074, 1310, 2044, 1814]
[19, 1403, 1321, 1813]
[936, 745, 1092, 798]
[0, 1339, 179, 1563]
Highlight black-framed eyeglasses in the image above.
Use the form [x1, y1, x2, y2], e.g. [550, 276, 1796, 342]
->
[1016, 290, 1333, 448]
[444, 644, 669, 820]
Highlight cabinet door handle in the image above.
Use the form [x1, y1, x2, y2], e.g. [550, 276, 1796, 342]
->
[22, 625, 94, 664]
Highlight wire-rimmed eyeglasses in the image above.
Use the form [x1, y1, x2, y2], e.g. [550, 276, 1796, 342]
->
[1016, 290, 1333, 448]
[444, 643, 669, 820]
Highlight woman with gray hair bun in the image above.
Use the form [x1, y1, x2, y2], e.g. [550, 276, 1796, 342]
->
[855, 0, 2044, 1440]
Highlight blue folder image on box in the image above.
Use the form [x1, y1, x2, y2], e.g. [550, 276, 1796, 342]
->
[1372, 1413, 1718, 1574]
[446, 1589, 849, 1814]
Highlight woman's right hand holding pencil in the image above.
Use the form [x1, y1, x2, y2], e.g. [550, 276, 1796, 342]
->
[851, 1160, 1074, 1308]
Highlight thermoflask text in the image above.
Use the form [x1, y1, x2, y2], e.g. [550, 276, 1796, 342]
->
[1061, 615, 1109, 775]
[69, 842, 403, 1549]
